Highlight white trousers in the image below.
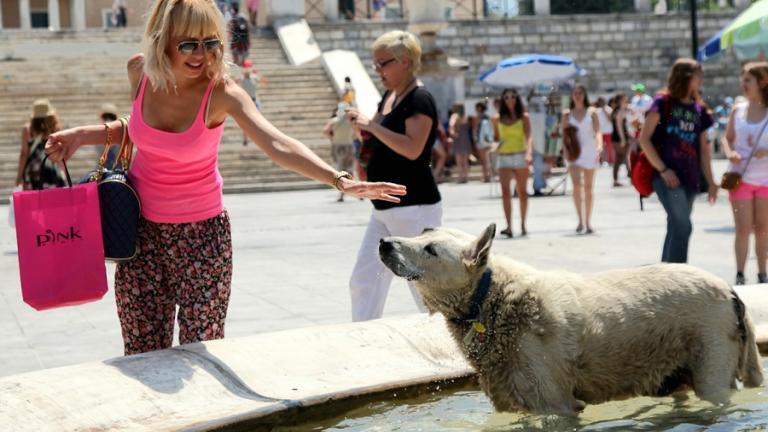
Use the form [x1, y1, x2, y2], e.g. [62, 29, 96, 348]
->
[349, 202, 443, 321]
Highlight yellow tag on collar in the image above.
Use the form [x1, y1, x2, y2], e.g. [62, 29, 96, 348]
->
[472, 322, 486, 334]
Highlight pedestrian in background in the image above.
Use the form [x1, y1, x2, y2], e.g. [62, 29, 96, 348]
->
[238, 59, 266, 145]
[340, 0, 355, 20]
[722, 62, 768, 285]
[345, 30, 442, 321]
[528, 93, 547, 195]
[373, 0, 387, 20]
[596, 96, 614, 165]
[494, 88, 531, 238]
[16, 99, 66, 191]
[449, 102, 472, 183]
[432, 122, 448, 183]
[228, 2, 250, 66]
[611, 92, 631, 187]
[247, 0, 260, 28]
[563, 85, 601, 234]
[629, 82, 653, 138]
[638, 58, 718, 264]
[112, 0, 128, 27]
[324, 102, 357, 202]
[341, 76, 356, 106]
[474, 101, 493, 183]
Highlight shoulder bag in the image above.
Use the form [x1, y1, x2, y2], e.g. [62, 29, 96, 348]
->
[82, 118, 141, 262]
[721, 115, 768, 190]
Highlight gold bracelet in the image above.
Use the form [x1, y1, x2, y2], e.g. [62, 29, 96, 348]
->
[333, 171, 353, 192]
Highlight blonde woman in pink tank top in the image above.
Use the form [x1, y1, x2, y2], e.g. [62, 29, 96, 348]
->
[44, 0, 405, 355]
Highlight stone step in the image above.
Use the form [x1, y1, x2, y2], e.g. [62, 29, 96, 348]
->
[1, 163, 495, 201]
[0, 31, 342, 195]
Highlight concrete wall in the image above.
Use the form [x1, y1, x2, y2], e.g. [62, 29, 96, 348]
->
[311, 11, 742, 106]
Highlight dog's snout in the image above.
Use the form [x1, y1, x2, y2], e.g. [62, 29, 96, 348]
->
[379, 239, 394, 254]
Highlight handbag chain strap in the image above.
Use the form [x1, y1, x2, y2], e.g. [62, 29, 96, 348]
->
[91, 123, 114, 182]
[92, 117, 133, 182]
[738, 109, 768, 175]
[116, 117, 134, 172]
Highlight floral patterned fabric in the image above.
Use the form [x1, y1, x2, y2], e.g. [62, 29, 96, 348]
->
[115, 211, 233, 355]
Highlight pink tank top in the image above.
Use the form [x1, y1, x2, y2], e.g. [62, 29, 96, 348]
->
[128, 76, 225, 223]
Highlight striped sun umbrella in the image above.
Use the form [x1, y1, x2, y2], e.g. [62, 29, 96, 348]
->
[699, 0, 768, 62]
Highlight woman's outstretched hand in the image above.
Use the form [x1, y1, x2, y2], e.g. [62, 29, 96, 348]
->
[45, 128, 83, 163]
[340, 179, 406, 203]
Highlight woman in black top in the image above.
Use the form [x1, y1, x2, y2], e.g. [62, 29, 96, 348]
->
[345, 30, 442, 321]
[611, 93, 630, 187]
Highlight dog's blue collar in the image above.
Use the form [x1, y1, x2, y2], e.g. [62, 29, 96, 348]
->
[452, 269, 492, 323]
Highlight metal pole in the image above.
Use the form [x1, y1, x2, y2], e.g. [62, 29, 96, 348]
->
[399, 0, 404, 18]
[690, 0, 699, 59]
[367, 0, 372, 19]
[473, 0, 478, 19]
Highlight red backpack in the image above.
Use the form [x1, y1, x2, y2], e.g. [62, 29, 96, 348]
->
[630, 95, 670, 199]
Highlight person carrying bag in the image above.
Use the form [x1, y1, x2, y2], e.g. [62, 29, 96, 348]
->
[562, 124, 581, 162]
[720, 62, 768, 286]
[637, 58, 718, 264]
[720, 116, 768, 191]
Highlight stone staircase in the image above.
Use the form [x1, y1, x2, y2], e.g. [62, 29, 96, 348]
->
[0, 29, 340, 202]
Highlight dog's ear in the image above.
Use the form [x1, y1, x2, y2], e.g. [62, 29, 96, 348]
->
[463, 223, 496, 269]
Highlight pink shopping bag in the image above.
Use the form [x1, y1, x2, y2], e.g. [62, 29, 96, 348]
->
[13, 182, 108, 311]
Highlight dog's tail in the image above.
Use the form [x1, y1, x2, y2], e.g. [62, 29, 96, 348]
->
[733, 290, 764, 387]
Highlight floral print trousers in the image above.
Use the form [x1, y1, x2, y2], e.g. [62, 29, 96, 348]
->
[115, 211, 233, 355]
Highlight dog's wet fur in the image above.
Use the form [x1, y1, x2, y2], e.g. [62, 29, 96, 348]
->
[379, 224, 764, 415]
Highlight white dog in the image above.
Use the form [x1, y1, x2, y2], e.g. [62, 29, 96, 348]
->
[378, 223, 764, 415]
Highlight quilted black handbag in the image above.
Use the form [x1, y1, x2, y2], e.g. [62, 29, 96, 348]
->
[82, 118, 141, 262]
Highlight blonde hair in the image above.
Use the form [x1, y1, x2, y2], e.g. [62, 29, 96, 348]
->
[142, 0, 229, 92]
[372, 30, 422, 75]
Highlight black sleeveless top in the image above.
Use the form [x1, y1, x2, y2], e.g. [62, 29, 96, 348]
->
[366, 87, 441, 210]
[611, 110, 628, 143]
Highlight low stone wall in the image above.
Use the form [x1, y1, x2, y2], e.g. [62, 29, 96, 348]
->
[2, 285, 766, 431]
[311, 12, 741, 104]
[0, 314, 472, 431]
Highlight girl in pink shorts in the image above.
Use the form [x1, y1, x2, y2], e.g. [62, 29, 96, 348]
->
[729, 182, 768, 202]
[722, 62, 768, 285]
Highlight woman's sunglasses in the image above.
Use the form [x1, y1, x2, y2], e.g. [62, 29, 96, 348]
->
[176, 39, 222, 55]
[503, 94, 518, 100]
[372, 58, 397, 71]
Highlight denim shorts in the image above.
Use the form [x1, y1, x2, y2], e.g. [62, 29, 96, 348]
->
[496, 152, 527, 169]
